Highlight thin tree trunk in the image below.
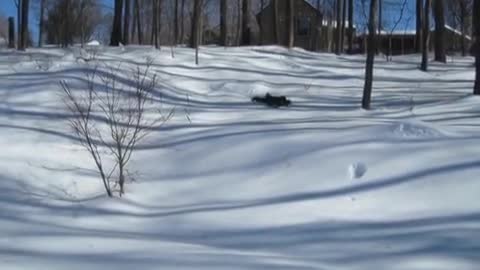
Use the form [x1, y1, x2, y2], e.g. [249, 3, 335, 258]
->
[287, 0, 294, 48]
[151, 0, 158, 47]
[377, 0, 382, 54]
[38, 0, 44, 47]
[157, 0, 162, 48]
[260, 0, 265, 45]
[17, 0, 22, 49]
[220, 0, 227, 46]
[433, 0, 446, 63]
[416, 0, 423, 53]
[123, 0, 131, 44]
[19, 0, 29, 50]
[8, 17, 15, 48]
[241, 0, 250, 45]
[335, 0, 342, 54]
[135, 0, 142, 44]
[110, 0, 123, 46]
[460, 0, 467, 57]
[272, 0, 279, 44]
[421, 0, 431, 71]
[236, 0, 242, 45]
[191, 0, 202, 49]
[180, 0, 185, 44]
[362, 0, 378, 110]
[175, 0, 179, 44]
[473, 0, 479, 94]
[340, 0, 346, 53]
[347, 0, 353, 53]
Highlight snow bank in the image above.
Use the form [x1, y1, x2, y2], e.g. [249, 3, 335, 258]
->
[0, 46, 478, 270]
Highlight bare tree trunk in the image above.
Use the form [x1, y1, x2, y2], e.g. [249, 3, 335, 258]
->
[157, 0, 162, 48]
[38, 0, 44, 47]
[377, 0, 382, 54]
[236, 0, 242, 45]
[260, 0, 265, 45]
[8, 17, 15, 48]
[241, 0, 250, 45]
[335, 0, 342, 54]
[473, 0, 479, 94]
[110, 0, 123, 46]
[16, 0, 22, 49]
[174, 0, 179, 44]
[19, 0, 29, 50]
[272, 0, 279, 44]
[347, 0, 353, 53]
[362, 0, 378, 110]
[180, 0, 185, 44]
[416, 0, 423, 53]
[460, 0, 467, 57]
[191, 0, 202, 49]
[433, 0, 446, 63]
[340, 0, 346, 53]
[287, 0, 294, 48]
[220, 0, 227, 46]
[123, 0, 131, 44]
[135, 0, 142, 44]
[421, 0, 431, 71]
[151, 0, 159, 48]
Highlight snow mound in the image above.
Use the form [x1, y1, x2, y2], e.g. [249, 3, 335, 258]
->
[348, 162, 367, 179]
[87, 40, 100, 46]
[391, 120, 445, 139]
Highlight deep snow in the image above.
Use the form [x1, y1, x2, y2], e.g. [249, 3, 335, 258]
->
[0, 45, 479, 270]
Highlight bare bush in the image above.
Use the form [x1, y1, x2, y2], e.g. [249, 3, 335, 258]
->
[61, 61, 172, 197]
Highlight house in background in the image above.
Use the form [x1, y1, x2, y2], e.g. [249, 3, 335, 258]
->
[256, 0, 323, 51]
[357, 26, 472, 56]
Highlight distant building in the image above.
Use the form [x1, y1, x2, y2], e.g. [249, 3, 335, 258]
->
[357, 26, 472, 55]
[256, 0, 323, 51]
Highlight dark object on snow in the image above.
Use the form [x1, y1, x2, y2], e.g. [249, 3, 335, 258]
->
[251, 93, 291, 108]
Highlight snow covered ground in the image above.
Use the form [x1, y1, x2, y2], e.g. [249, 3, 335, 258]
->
[0, 45, 479, 270]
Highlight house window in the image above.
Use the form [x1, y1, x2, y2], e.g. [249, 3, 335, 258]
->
[296, 17, 311, 36]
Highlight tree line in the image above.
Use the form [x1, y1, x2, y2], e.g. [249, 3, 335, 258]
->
[5, 0, 480, 105]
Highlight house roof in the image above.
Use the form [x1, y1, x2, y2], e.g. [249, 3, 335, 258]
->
[256, 0, 322, 18]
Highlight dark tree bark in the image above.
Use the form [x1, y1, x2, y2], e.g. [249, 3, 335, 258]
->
[335, 0, 342, 54]
[110, 0, 123, 46]
[340, 0, 346, 53]
[473, 0, 479, 94]
[459, 0, 467, 57]
[236, 0, 242, 45]
[432, 0, 446, 63]
[180, 0, 185, 44]
[8, 17, 15, 48]
[19, 0, 29, 50]
[190, 0, 202, 49]
[260, 0, 265, 45]
[241, 0, 250, 45]
[272, 0, 279, 44]
[287, 0, 294, 48]
[151, 0, 159, 48]
[421, 0, 431, 71]
[347, 0, 354, 53]
[416, 0, 423, 53]
[38, 0, 45, 47]
[220, 0, 227, 46]
[123, 0, 131, 44]
[158, 0, 162, 47]
[377, 0, 382, 54]
[16, 0, 22, 49]
[362, 0, 378, 110]
[174, 0, 179, 44]
[134, 0, 142, 44]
